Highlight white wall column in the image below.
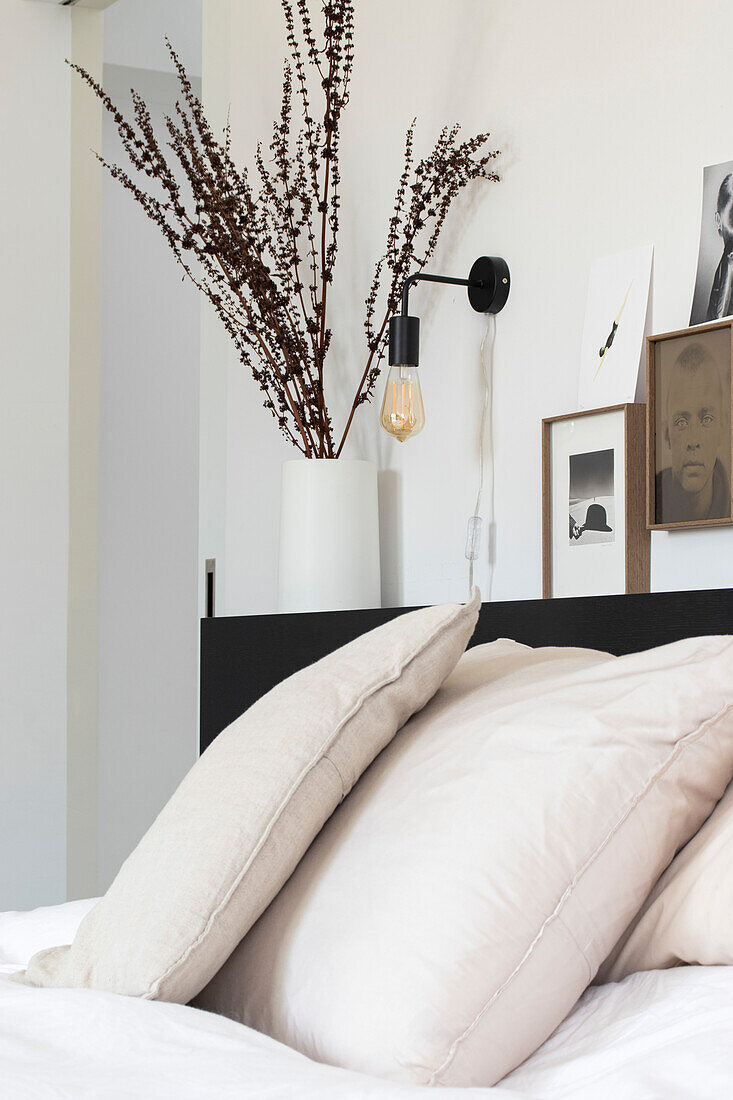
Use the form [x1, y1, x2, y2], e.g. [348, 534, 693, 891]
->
[0, 0, 71, 910]
[67, 5, 103, 902]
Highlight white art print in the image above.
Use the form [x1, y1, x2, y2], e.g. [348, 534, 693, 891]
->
[690, 160, 733, 326]
[577, 245, 653, 410]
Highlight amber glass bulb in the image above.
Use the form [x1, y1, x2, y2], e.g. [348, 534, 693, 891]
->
[379, 365, 425, 442]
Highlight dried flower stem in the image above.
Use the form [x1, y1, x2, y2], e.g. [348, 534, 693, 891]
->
[72, 1, 500, 457]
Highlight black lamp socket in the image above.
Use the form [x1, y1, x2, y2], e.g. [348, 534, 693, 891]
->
[388, 315, 420, 367]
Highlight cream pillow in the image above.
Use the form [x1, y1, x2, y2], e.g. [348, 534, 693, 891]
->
[600, 778, 733, 982]
[20, 593, 479, 1002]
[197, 635, 733, 1087]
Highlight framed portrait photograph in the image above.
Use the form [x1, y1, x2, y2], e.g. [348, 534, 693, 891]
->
[542, 405, 649, 598]
[647, 319, 733, 530]
[690, 160, 733, 325]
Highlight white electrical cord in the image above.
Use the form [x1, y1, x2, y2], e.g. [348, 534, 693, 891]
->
[466, 313, 496, 600]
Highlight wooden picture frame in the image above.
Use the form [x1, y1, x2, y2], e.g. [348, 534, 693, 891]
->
[542, 404, 649, 599]
[647, 318, 733, 530]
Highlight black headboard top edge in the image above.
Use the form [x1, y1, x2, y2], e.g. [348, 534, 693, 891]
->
[200, 587, 733, 754]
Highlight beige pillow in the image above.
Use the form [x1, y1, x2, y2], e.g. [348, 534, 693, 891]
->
[19, 592, 479, 1002]
[600, 778, 733, 982]
[197, 634, 733, 1088]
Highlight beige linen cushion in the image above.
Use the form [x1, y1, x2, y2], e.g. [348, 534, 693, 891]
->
[600, 777, 733, 982]
[20, 592, 480, 1002]
[197, 634, 733, 1087]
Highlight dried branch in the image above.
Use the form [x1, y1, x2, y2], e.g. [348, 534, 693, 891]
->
[71, 0, 500, 458]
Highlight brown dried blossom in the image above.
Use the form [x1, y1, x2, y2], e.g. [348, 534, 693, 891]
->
[71, 0, 500, 457]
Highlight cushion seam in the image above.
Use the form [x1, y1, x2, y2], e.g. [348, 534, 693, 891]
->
[146, 599, 473, 999]
[427, 694, 733, 1085]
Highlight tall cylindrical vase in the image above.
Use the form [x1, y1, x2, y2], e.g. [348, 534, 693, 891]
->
[278, 459, 381, 613]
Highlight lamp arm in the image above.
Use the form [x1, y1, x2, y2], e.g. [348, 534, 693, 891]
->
[399, 256, 510, 317]
[389, 256, 510, 368]
[400, 271, 473, 316]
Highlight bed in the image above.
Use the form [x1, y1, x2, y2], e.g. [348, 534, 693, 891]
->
[2, 909, 733, 1099]
[3, 587, 733, 1099]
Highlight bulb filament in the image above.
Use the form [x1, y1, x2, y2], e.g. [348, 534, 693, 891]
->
[380, 364, 425, 442]
[390, 380, 415, 433]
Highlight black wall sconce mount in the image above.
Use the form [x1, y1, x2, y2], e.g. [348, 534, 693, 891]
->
[381, 255, 510, 441]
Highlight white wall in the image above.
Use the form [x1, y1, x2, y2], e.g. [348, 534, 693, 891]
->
[0, 1, 71, 909]
[97, 1, 202, 890]
[206, 0, 733, 615]
[0, 0, 203, 904]
[104, 0, 201, 75]
[4, 0, 730, 908]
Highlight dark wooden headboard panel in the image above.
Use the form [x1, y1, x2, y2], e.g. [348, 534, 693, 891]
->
[200, 588, 733, 754]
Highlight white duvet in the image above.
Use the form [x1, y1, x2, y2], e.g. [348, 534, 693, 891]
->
[2, 900, 732, 1099]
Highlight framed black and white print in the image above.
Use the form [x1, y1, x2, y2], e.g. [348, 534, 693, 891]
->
[542, 405, 649, 598]
[647, 319, 733, 530]
[690, 160, 733, 326]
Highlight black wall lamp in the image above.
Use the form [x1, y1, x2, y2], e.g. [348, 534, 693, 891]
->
[380, 255, 510, 441]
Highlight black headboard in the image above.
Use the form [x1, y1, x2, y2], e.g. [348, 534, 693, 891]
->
[200, 588, 733, 754]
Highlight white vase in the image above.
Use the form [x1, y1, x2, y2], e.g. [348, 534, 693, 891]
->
[278, 459, 381, 613]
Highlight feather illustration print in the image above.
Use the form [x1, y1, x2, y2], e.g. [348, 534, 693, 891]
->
[594, 280, 634, 380]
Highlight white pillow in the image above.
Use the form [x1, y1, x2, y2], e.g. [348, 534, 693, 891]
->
[19, 594, 479, 1003]
[197, 635, 733, 1087]
[600, 777, 733, 981]
[0, 898, 98, 968]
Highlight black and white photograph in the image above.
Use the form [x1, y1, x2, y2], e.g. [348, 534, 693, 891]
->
[568, 448, 615, 545]
[649, 321, 733, 529]
[691, 160, 733, 325]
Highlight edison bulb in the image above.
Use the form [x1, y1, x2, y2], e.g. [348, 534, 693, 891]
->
[380, 364, 425, 442]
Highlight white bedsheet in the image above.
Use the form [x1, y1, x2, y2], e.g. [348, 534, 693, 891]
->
[1, 900, 732, 1099]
